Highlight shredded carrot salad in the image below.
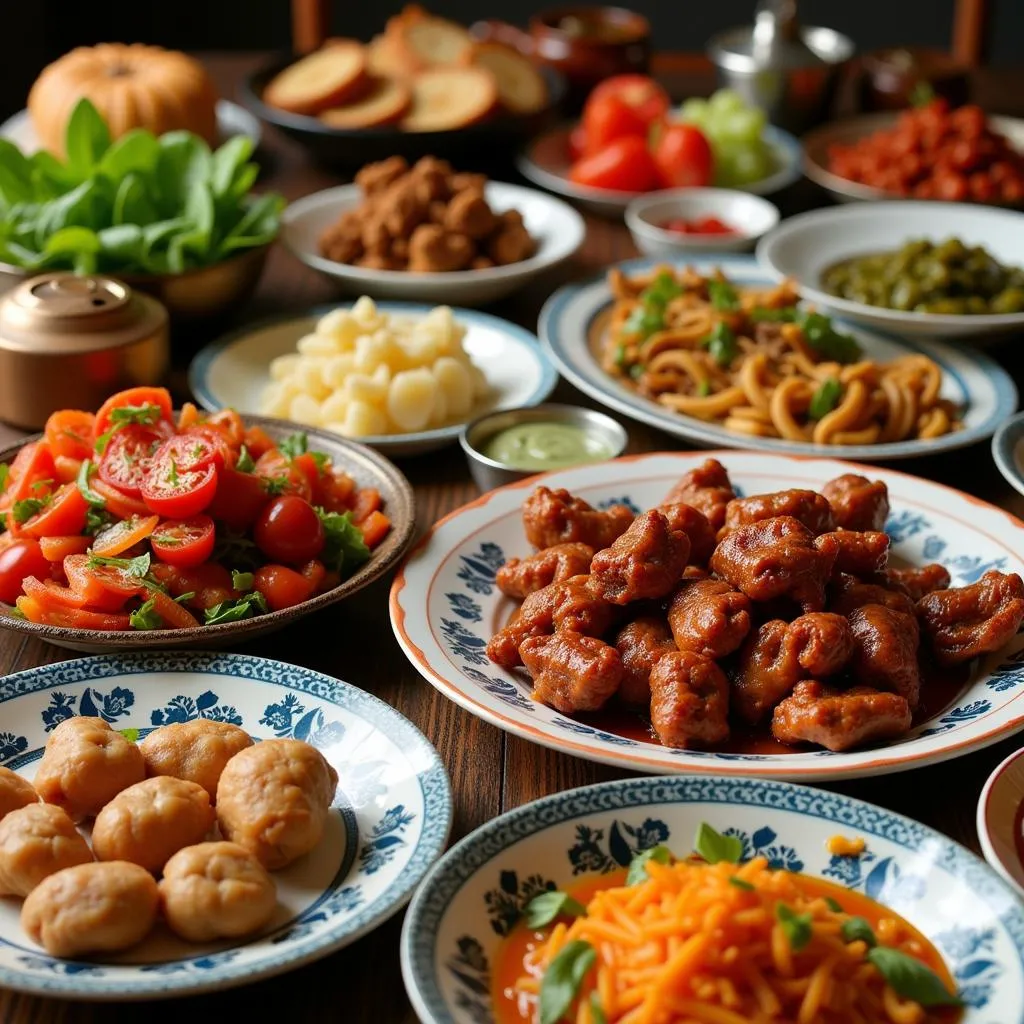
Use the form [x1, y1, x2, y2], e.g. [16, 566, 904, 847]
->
[496, 854, 962, 1024]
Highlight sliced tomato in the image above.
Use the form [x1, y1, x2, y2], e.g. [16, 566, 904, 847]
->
[358, 510, 391, 549]
[254, 563, 317, 611]
[0, 539, 50, 604]
[350, 487, 382, 524]
[22, 575, 89, 608]
[181, 426, 235, 470]
[140, 437, 219, 518]
[39, 535, 92, 561]
[149, 561, 235, 611]
[90, 514, 159, 558]
[145, 588, 201, 629]
[316, 469, 356, 512]
[97, 425, 166, 496]
[242, 425, 276, 459]
[151, 515, 216, 568]
[44, 410, 95, 460]
[16, 594, 131, 630]
[177, 402, 201, 431]
[53, 455, 83, 484]
[20, 484, 88, 539]
[91, 478, 153, 520]
[93, 386, 174, 439]
[206, 467, 271, 532]
[1, 442, 56, 513]
[203, 409, 245, 448]
[582, 92, 648, 155]
[568, 135, 662, 192]
[63, 553, 144, 611]
[254, 450, 312, 502]
[292, 452, 323, 491]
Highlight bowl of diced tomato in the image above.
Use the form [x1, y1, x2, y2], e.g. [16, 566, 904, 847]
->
[0, 386, 416, 652]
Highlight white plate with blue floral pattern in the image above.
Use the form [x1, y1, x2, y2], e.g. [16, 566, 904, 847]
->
[0, 652, 452, 1000]
[400, 775, 1024, 1024]
[390, 450, 1024, 781]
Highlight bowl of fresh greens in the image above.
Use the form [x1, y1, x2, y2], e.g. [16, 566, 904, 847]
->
[0, 99, 283, 321]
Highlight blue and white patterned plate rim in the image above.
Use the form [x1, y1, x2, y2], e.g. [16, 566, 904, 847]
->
[538, 253, 1018, 461]
[400, 773, 1024, 1024]
[188, 302, 559, 445]
[0, 651, 453, 999]
[993, 411, 1024, 499]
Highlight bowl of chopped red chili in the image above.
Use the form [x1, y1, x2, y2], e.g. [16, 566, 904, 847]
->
[0, 386, 416, 652]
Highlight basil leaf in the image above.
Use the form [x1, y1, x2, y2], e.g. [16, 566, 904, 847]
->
[539, 940, 596, 1024]
[129, 598, 163, 631]
[642, 271, 683, 309]
[88, 551, 151, 579]
[212, 531, 261, 569]
[867, 947, 962, 1007]
[76, 460, 106, 508]
[210, 135, 255, 198]
[109, 403, 162, 427]
[694, 823, 743, 865]
[523, 891, 587, 929]
[0, 464, 8, 492]
[99, 129, 160, 182]
[702, 322, 738, 368]
[809, 377, 842, 421]
[799, 311, 862, 364]
[626, 844, 672, 885]
[750, 305, 798, 323]
[278, 432, 309, 460]
[113, 173, 158, 231]
[203, 590, 269, 626]
[0, 139, 36, 205]
[696, 379, 712, 397]
[231, 570, 255, 592]
[775, 903, 813, 952]
[174, 591, 196, 604]
[589, 993, 607, 1024]
[841, 916, 877, 947]
[65, 99, 111, 180]
[824, 896, 844, 913]
[623, 305, 664, 339]
[309, 450, 329, 473]
[708, 279, 740, 311]
[235, 445, 256, 473]
[729, 877, 754, 891]
[12, 497, 45, 524]
[316, 507, 370, 576]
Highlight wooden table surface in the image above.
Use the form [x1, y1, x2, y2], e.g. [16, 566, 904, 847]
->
[2, 53, 1024, 1023]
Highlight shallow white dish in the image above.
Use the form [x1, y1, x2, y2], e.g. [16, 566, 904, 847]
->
[391, 450, 1024, 781]
[402, 774, 1024, 1024]
[539, 254, 1016, 461]
[517, 124, 803, 218]
[0, 100, 262, 152]
[757, 201, 1024, 340]
[280, 182, 585, 306]
[992, 411, 1024, 499]
[979, 747, 1024, 898]
[189, 302, 558, 458]
[0, 652, 451, 1000]
[625, 187, 780, 255]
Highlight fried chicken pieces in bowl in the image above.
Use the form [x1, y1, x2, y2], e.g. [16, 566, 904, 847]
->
[485, 460, 1024, 753]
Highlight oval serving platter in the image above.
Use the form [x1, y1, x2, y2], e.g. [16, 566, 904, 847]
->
[538, 255, 1017, 460]
[0, 651, 452, 1000]
[391, 451, 1024, 781]
[401, 775, 1024, 1024]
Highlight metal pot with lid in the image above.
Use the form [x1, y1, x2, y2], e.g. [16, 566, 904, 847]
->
[708, 0, 854, 134]
[0, 273, 170, 430]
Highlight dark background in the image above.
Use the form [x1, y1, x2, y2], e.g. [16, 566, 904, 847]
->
[3, 1, 1022, 121]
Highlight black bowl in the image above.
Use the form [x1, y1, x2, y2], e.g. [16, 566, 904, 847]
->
[240, 56, 566, 174]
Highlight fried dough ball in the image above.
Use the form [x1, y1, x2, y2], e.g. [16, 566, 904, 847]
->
[0, 766, 38, 822]
[22, 861, 159, 958]
[216, 740, 339, 870]
[0, 803, 93, 897]
[444, 188, 498, 239]
[92, 777, 215, 873]
[408, 223, 474, 272]
[159, 841, 277, 943]
[33, 717, 145, 821]
[139, 720, 253, 801]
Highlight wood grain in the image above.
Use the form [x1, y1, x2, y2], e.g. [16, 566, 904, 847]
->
[2, 52, 1024, 1024]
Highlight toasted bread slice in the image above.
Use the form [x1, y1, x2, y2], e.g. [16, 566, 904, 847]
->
[320, 76, 412, 129]
[401, 67, 498, 132]
[465, 42, 548, 115]
[389, 6, 473, 68]
[264, 42, 368, 116]
[366, 33, 411, 78]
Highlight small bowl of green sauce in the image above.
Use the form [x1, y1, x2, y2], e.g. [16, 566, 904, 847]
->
[460, 403, 628, 491]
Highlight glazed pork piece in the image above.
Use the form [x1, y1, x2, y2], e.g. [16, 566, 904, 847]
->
[886, 563, 951, 601]
[659, 503, 717, 567]
[649, 651, 730, 748]
[824, 530, 890, 578]
[551, 575, 617, 635]
[614, 616, 678, 706]
[591, 510, 690, 604]
[661, 458, 734, 531]
[772, 681, 912, 752]
[732, 613, 854, 723]
[667, 578, 752, 660]
[917, 570, 1024, 665]
[710, 516, 839, 613]
[829, 573, 919, 627]
[523, 486, 634, 550]
[847, 604, 922, 708]
[495, 543, 594, 599]
[821, 474, 891, 532]
[721, 489, 835, 537]
[520, 632, 623, 714]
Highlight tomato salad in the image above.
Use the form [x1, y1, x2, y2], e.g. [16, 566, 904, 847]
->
[0, 387, 391, 631]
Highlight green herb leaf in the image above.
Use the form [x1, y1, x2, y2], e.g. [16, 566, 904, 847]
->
[702, 322, 738, 368]
[867, 947, 962, 1007]
[809, 377, 842, 420]
[231, 570, 255, 592]
[235, 445, 256, 473]
[278, 432, 308, 460]
[623, 305, 664, 339]
[628, 363, 644, 381]
[174, 591, 196, 604]
[316, 507, 370, 576]
[694, 823, 743, 865]
[0, 464, 9, 493]
[87, 551, 151, 578]
[642, 271, 683, 309]
[775, 903, 813, 952]
[539, 940, 596, 1024]
[7, 607, 26, 619]
[824, 896, 844, 913]
[65, 99, 111, 180]
[262, 475, 289, 496]
[708, 279, 740, 311]
[109, 403, 162, 428]
[166, 455, 180, 487]
[841, 917, 877, 948]
[626, 845, 673, 885]
[696, 379, 712, 397]
[524, 891, 587, 929]
[589, 993, 607, 1024]
[203, 590, 269, 626]
[118, 727, 140, 742]
[76, 460, 106, 508]
[212, 531, 261, 569]
[12, 497, 46, 524]
[129, 598, 163, 631]
[729, 877, 755, 891]
[798, 312, 862, 364]
[309, 450, 329, 473]
[750, 305, 799, 323]
[613, 343, 628, 369]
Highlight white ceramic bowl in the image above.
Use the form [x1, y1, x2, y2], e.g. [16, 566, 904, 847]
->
[402, 775, 1024, 1024]
[993, 411, 1024, 499]
[626, 187, 780, 255]
[979, 747, 1024, 898]
[281, 182, 585, 305]
[757, 201, 1024, 340]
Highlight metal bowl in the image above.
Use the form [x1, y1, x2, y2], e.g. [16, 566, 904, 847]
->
[460, 402, 628, 492]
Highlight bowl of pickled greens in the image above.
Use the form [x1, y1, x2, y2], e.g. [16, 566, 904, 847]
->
[757, 200, 1024, 340]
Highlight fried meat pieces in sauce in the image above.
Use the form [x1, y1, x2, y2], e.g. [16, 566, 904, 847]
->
[662, 459, 734, 532]
[821, 474, 891, 532]
[496, 543, 594, 599]
[591, 511, 690, 604]
[520, 632, 622, 714]
[614, 616, 677, 706]
[668, 579, 751, 660]
[722, 489, 835, 537]
[650, 652, 730, 748]
[523, 487, 633, 550]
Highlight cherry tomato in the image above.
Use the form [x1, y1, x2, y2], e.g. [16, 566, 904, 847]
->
[177, 402, 202, 431]
[651, 123, 714, 188]
[0, 442, 56, 512]
[0, 538, 50, 604]
[149, 561, 235, 611]
[661, 215, 737, 236]
[140, 436, 220, 518]
[203, 409, 245, 448]
[581, 92, 648, 155]
[569, 135, 662, 192]
[241, 426, 276, 460]
[39, 535, 92, 561]
[315, 470, 356, 513]
[22, 575, 89, 608]
[254, 450, 313, 502]
[145, 588, 201, 629]
[93, 387, 174, 439]
[20, 483, 88, 538]
[181, 426, 235, 469]
[44, 410, 95, 460]
[254, 496, 325, 564]
[53, 455, 83, 484]
[63, 554, 144, 611]
[91, 478, 153, 520]
[585, 75, 670, 132]
[15, 594, 131, 631]
[254, 563, 317, 611]
[350, 487, 382, 524]
[97, 425, 165, 496]
[206, 467, 271, 532]
[90, 515, 160, 558]
[567, 123, 589, 162]
[151, 515, 216, 569]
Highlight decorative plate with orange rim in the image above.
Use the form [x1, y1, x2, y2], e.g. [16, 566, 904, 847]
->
[390, 451, 1024, 780]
